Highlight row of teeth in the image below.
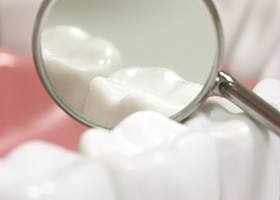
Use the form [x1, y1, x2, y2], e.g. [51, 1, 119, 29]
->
[1, 1, 280, 199]
[0, 78, 280, 200]
[42, 26, 202, 127]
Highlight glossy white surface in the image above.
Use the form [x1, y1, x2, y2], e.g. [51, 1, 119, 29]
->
[1, 78, 280, 200]
[42, 26, 202, 127]
[42, 26, 122, 111]
[41, 0, 218, 85]
[84, 67, 202, 127]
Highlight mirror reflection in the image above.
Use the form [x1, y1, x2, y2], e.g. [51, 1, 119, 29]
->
[37, 0, 218, 127]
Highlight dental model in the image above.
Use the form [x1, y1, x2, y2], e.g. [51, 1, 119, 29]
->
[84, 67, 202, 127]
[0, 78, 279, 200]
[42, 26, 202, 126]
[42, 26, 123, 111]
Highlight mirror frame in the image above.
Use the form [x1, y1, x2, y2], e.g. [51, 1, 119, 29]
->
[32, 0, 224, 128]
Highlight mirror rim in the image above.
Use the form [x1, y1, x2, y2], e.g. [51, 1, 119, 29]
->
[32, 0, 224, 128]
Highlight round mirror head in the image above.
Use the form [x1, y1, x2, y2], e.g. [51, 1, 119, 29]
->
[33, 0, 223, 128]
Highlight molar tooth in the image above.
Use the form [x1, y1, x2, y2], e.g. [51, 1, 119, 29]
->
[185, 96, 242, 130]
[38, 162, 116, 200]
[208, 116, 280, 200]
[0, 142, 116, 200]
[110, 133, 219, 200]
[0, 141, 81, 198]
[42, 26, 91, 57]
[80, 111, 188, 157]
[79, 128, 142, 158]
[112, 111, 188, 151]
[79, 112, 219, 200]
[183, 81, 280, 200]
[83, 67, 202, 127]
[42, 26, 123, 111]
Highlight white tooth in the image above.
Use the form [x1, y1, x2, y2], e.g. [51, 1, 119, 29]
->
[0, 142, 116, 200]
[0, 141, 81, 198]
[42, 26, 123, 111]
[80, 111, 188, 157]
[81, 83, 280, 200]
[35, 162, 116, 200]
[2, 80, 279, 200]
[42, 26, 91, 57]
[80, 111, 219, 200]
[80, 128, 142, 158]
[83, 67, 202, 127]
[186, 94, 280, 200]
[0, 141, 80, 186]
[111, 133, 219, 200]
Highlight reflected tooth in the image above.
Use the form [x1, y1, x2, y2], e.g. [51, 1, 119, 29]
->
[42, 26, 122, 111]
[83, 67, 202, 127]
[42, 26, 91, 57]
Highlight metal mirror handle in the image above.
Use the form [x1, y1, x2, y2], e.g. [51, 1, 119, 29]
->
[217, 71, 280, 135]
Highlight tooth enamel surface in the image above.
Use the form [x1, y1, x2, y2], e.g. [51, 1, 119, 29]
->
[42, 26, 123, 111]
[80, 79, 280, 200]
[83, 67, 202, 127]
[1, 79, 280, 200]
[111, 133, 219, 200]
[0, 142, 81, 197]
[81, 111, 220, 200]
[80, 111, 189, 157]
[42, 26, 90, 57]
[42, 26, 202, 124]
[0, 141, 116, 200]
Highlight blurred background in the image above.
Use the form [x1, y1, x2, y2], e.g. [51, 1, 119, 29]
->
[0, 0, 280, 156]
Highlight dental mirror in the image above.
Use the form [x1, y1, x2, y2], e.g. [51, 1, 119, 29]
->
[33, 0, 280, 134]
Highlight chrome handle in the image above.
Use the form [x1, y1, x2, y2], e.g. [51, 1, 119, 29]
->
[216, 71, 280, 135]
